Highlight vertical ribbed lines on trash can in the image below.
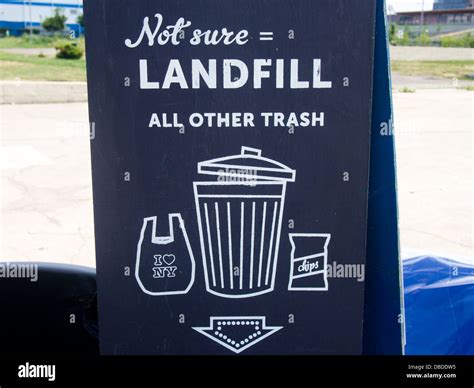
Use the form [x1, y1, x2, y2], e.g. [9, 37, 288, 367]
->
[226, 201, 234, 290]
[196, 183, 286, 296]
[265, 201, 279, 286]
[257, 201, 268, 287]
[239, 201, 245, 290]
[249, 201, 256, 289]
[203, 203, 217, 287]
[214, 202, 225, 289]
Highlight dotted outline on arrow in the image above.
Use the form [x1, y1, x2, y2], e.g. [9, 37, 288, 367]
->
[192, 316, 283, 354]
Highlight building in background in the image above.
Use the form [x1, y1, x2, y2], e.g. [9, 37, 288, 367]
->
[0, 0, 83, 36]
[433, 0, 474, 10]
[389, 8, 473, 27]
[389, 0, 474, 28]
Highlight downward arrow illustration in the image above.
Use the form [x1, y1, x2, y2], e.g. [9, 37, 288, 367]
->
[192, 316, 283, 354]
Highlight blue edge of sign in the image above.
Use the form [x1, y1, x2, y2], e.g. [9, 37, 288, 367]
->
[363, 0, 404, 355]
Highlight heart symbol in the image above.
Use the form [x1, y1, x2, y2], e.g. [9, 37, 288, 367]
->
[162, 254, 176, 266]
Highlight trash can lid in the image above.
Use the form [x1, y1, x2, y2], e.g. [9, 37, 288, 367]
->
[198, 146, 296, 182]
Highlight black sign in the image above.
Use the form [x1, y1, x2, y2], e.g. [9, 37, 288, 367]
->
[85, 0, 376, 355]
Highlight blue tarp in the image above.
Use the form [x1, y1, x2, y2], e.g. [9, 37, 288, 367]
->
[404, 256, 474, 355]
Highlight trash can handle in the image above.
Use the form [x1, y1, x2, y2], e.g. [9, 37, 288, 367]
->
[241, 146, 262, 157]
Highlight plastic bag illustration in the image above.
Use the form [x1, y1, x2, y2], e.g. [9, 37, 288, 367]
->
[135, 213, 195, 295]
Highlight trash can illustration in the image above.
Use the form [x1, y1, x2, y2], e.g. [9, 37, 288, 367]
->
[193, 146, 296, 298]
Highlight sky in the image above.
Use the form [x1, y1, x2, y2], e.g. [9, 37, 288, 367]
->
[387, 0, 435, 12]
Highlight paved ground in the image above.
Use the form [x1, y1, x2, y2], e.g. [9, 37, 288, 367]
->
[394, 89, 473, 262]
[1, 103, 95, 267]
[1, 90, 473, 267]
[392, 73, 473, 90]
[390, 46, 474, 61]
[0, 81, 88, 104]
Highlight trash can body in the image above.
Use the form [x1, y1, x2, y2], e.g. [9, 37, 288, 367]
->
[194, 146, 295, 298]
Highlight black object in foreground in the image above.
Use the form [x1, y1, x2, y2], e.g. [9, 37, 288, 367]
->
[0, 262, 98, 355]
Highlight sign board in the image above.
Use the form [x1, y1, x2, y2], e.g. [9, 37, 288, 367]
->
[85, 0, 377, 355]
